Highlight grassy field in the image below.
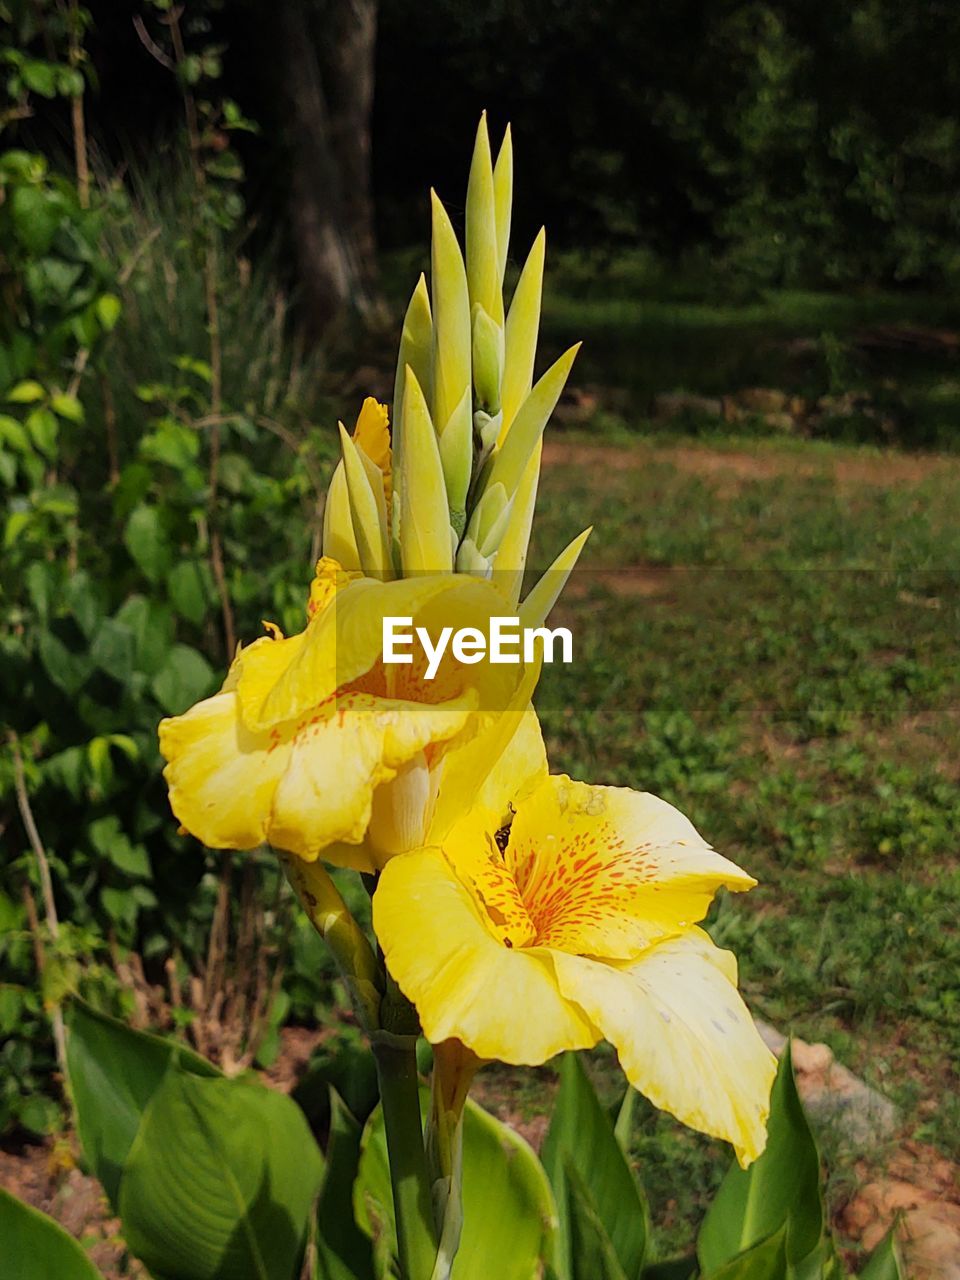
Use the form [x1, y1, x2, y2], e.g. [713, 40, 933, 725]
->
[538, 251, 960, 451]
[508, 430, 960, 1257]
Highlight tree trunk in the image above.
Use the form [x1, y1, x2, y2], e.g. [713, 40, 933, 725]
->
[277, 0, 380, 337]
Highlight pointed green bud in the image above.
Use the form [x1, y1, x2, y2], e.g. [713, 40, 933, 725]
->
[486, 342, 580, 500]
[493, 445, 541, 609]
[474, 409, 503, 463]
[466, 113, 503, 327]
[393, 273, 433, 476]
[464, 480, 511, 556]
[399, 367, 453, 574]
[322, 460, 362, 573]
[471, 302, 504, 413]
[455, 536, 493, 578]
[338, 423, 392, 580]
[437, 385, 472, 529]
[430, 190, 472, 445]
[501, 228, 546, 438]
[519, 526, 592, 631]
[493, 125, 513, 286]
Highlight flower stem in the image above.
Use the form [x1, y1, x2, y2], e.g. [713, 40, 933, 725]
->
[280, 854, 383, 1031]
[373, 1033, 438, 1280]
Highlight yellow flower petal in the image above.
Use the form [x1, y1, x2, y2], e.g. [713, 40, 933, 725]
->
[160, 685, 476, 868]
[353, 397, 391, 474]
[551, 933, 776, 1166]
[374, 848, 598, 1062]
[237, 575, 477, 732]
[268, 688, 476, 860]
[504, 775, 756, 959]
[158, 691, 291, 850]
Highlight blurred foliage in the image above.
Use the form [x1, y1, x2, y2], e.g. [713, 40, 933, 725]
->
[0, 0, 339, 1138]
[375, 0, 960, 289]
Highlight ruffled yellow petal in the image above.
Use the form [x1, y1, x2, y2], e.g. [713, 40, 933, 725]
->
[353, 397, 391, 473]
[160, 682, 476, 869]
[269, 689, 477, 862]
[158, 691, 291, 850]
[374, 848, 598, 1062]
[504, 776, 755, 960]
[551, 933, 776, 1166]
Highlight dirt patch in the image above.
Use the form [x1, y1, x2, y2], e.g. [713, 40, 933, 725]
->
[542, 439, 960, 492]
[0, 1137, 145, 1278]
[560, 565, 678, 601]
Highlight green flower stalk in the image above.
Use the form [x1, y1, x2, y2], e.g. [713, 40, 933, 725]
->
[320, 111, 589, 600]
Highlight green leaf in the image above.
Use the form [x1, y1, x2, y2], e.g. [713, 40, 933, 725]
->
[17, 1094, 62, 1136]
[114, 595, 175, 676]
[541, 1053, 649, 1280]
[38, 631, 90, 696]
[698, 1045, 822, 1272]
[21, 58, 59, 97]
[94, 293, 121, 332]
[355, 1090, 556, 1280]
[294, 1037, 380, 1133]
[0, 413, 30, 452]
[25, 407, 59, 458]
[167, 559, 211, 625]
[119, 1065, 324, 1280]
[50, 393, 84, 424]
[0, 1187, 105, 1279]
[151, 643, 215, 714]
[860, 1226, 903, 1280]
[88, 816, 151, 879]
[315, 1089, 375, 1280]
[66, 998, 220, 1209]
[90, 619, 136, 682]
[10, 186, 60, 255]
[7, 380, 46, 404]
[124, 505, 172, 583]
[563, 1163, 629, 1280]
[703, 1227, 788, 1280]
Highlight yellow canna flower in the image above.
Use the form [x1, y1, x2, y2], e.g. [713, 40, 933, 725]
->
[373, 772, 777, 1166]
[158, 557, 536, 872]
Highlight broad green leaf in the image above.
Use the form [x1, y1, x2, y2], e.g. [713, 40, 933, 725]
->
[355, 1090, 556, 1280]
[541, 1053, 648, 1280]
[26, 406, 59, 458]
[50, 393, 84, 424]
[114, 595, 175, 676]
[563, 1163, 629, 1280]
[151, 643, 215, 714]
[315, 1089, 375, 1280]
[703, 1227, 787, 1280]
[119, 1065, 324, 1280]
[88, 815, 151, 878]
[38, 630, 90, 696]
[90, 618, 136, 682]
[294, 1036, 380, 1133]
[0, 1187, 105, 1279]
[66, 998, 220, 1209]
[124, 504, 172, 583]
[7, 379, 46, 404]
[698, 1045, 822, 1272]
[167, 559, 212, 625]
[860, 1226, 902, 1280]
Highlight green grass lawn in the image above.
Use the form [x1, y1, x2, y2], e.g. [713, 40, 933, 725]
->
[537, 251, 960, 451]
[514, 432, 960, 1258]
